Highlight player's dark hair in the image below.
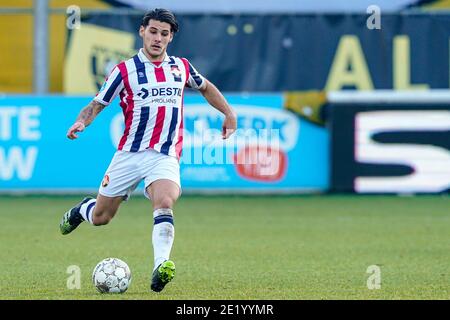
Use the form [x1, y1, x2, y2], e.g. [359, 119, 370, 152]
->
[141, 8, 179, 33]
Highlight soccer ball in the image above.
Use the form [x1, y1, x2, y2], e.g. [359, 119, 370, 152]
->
[92, 257, 132, 293]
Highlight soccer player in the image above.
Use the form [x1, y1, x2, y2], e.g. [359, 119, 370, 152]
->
[59, 8, 237, 293]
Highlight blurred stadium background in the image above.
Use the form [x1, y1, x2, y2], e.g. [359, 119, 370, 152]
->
[0, 0, 449, 300]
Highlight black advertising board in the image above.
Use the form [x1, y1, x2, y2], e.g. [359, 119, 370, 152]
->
[330, 100, 450, 193]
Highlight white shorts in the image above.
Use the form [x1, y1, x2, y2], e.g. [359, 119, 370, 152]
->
[98, 149, 181, 201]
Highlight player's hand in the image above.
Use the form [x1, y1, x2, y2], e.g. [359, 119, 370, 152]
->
[67, 121, 85, 140]
[222, 112, 237, 139]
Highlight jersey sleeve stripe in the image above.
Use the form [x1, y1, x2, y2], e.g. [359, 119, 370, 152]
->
[188, 62, 203, 87]
[160, 107, 179, 155]
[181, 58, 190, 86]
[103, 72, 123, 102]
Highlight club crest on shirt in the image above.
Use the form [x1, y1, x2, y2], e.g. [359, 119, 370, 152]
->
[102, 174, 110, 187]
[170, 65, 182, 82]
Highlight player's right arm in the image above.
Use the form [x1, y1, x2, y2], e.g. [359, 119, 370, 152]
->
[67, 65, 124, 140]
[66, 100, 107, 139]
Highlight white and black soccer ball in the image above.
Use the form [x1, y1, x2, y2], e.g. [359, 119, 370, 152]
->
[92, 258, 132, 293]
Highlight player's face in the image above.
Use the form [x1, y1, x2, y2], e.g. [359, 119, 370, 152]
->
[140, 20, 173, 61]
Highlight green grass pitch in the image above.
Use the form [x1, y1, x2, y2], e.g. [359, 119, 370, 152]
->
[0, 194, 448, 300]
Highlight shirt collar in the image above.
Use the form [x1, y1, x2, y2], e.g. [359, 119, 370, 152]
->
[138, 49, 171, 66]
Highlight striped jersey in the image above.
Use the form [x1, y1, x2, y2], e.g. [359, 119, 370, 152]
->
[94, 48, 206, 159]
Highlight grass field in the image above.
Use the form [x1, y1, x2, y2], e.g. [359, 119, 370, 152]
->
[0, 195, 448, 300]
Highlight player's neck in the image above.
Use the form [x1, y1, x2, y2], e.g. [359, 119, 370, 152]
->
[142, 48, 166, 64]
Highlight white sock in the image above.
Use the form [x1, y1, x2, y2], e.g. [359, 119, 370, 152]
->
[79, 199, 96, 225]
[152, 208, 175, 271]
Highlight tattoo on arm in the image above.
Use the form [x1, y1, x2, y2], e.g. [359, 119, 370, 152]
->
[76, 100, 106, 126]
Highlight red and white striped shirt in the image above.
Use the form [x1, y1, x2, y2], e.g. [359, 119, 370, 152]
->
[94, 49, 205, 159]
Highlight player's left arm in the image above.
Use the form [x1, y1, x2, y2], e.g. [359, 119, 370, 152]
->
[198, 79, 237, 139]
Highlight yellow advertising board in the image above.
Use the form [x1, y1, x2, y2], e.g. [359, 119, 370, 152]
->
[0, 0, 110, 93]
[64, 24, 135, 94]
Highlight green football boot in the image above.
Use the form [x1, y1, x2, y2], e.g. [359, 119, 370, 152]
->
[59, 197, 93, 235]
[151, 260, 176, 292]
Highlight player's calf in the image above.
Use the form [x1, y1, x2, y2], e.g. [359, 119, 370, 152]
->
[89, 194, 123, 225]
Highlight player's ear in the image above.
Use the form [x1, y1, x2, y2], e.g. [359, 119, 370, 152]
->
[139, 25, 145, 38]
[169, 32, 174, 43]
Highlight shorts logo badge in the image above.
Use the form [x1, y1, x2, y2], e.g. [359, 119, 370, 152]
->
[102, 174, 110, 187]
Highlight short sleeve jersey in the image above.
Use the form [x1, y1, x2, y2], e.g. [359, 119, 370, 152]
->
[94, 48, 206, 159]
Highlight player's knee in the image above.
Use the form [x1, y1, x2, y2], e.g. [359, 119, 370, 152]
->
[92, 215, 110, 226]
[93, 216, 110, 226]
[92, 209, 115, 226]
[155, 195, 175, 209]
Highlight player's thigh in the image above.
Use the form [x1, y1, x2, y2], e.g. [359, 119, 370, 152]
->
[94, 193, 124, 219]
[146, 179, 180, 209]
[99, 151, 142, 201]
